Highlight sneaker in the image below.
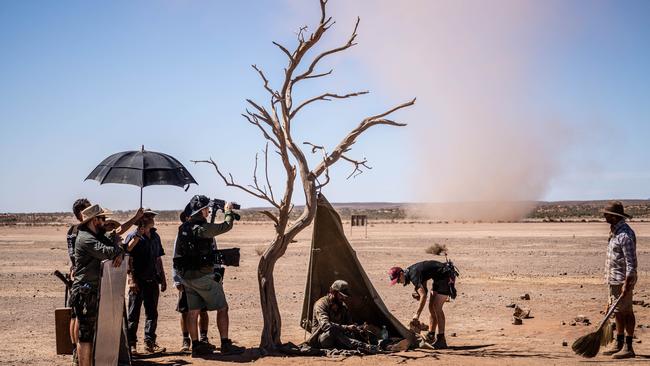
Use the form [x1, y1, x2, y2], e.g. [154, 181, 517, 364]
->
[602, 341, 623, 356]
[191, 341, 213, 357]
[180, 337, 191, 353]
[432, 335, 448, 349]
[220, 339, 245, 355]
[144, 341, 166, 354]
[71, 347, 78, 366]
[612, 344, 635, 359]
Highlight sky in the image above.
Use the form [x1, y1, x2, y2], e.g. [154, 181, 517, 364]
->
[1, 0, 649, 213]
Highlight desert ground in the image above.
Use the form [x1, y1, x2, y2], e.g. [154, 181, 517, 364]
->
[1, 221, 649, 365]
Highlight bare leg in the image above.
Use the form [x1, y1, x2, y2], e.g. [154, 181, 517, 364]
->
[180, 312, 188, 333]
[199, 310, 209, 334]
[70, 318, 78, 344]
[614, 313, 625, 336]
[216, 306, 229, 339]
[77, 342, 92, 366]
[624, 312, 636, 336]
[428, 295, 437, 333]
[432, 293, 447, 334]
[186, 310, 200, 341]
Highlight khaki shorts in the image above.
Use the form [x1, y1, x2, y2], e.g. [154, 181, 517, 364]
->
[182, 274, 227, 311]
[609, 284, 634, 314]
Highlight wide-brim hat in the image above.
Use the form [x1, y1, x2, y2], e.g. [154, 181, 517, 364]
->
[80, 204, 113, 225]
[388, 266, 403, 286]
[600, 201, 632, 219]
[189, 195, 211, 217]
[142, 208, 159, 216]
[330, 280, 351, 297]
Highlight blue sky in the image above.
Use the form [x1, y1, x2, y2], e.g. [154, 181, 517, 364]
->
[1, 1, 649, 213]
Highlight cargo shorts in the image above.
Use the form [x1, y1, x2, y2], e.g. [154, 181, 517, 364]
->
[181, 274, 227, 311]
[70, 284, 99, 342]
[609, 284, 634, 314]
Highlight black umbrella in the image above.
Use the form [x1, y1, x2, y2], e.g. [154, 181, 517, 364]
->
[85, 146, 197, 206]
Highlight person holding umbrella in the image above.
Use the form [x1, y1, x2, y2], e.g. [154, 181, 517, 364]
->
[125, 209, 167, 354]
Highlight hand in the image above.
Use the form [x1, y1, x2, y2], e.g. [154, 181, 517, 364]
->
[113, 255, 123, 268]
[128, 279, 139, 294]
[175, 283, 183, 291]
[224, 202, 233, 212]
[135, 207, 145, 219]
[136, 226, 146, 237]
[160, 280, 167, 292]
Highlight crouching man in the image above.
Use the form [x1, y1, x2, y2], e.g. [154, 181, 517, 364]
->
[307, 280, 378, 354]
[70, 204, 125, 366]
[173, 195, 244, 356]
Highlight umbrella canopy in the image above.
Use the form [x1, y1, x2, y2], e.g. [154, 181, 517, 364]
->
[85, 146, 197, 206]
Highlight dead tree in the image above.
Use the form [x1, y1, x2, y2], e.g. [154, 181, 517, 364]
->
[195, 0, 414, 352]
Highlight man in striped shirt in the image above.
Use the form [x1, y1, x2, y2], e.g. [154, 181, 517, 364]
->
[601, 201, 637, 359]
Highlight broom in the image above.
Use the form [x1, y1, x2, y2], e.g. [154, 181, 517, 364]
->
[572, 295, 622, 358]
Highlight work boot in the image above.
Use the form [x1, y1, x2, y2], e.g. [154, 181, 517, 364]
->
[144, 340, 166, 354]
[432, 334, 448, 349]
[612, 342, 635, 359]
[200, 335, 217, 350]
[191, 340, 213, 357]
[424, 331, 436, 344]
[220, 338, 245, 355]
[602, 341, 623, 355]
[180, 337, 191, 353]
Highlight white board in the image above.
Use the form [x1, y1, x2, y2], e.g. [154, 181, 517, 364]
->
[94, 258, 127, 366]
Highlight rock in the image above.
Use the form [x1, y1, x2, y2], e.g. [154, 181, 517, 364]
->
[513, 305, 531, 319]
[562, 341, 568, 347]
[520, 294, 531, 300]
[636, 340, 643, 344]
[561, 321, 566, 325]
[569, 321, 577, 326]
[574, 315, 590, 325]
[512, 317, 523, 325]
[632, 300, 645, 306]
[506, 303, 516, 308]
[580, 285, 583, 288]
[450, 332, 457, 337]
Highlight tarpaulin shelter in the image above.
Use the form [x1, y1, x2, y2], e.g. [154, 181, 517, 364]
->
[301, 194, 413, 343]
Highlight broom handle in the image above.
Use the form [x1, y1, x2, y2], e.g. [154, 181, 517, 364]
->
[596, 295, 623, 332]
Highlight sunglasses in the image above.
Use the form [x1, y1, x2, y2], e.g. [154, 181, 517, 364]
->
[96, 216, 107, 222]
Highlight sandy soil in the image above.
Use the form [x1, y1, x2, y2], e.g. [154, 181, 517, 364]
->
[1, 221, 649, 365]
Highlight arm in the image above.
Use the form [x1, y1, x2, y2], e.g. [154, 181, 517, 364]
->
[116, 207, 144, 236]
[156, 256, 167, 292]
[195, 213, 235, 238]
[620, 233, 638, 295]
[413, 285, 428, 320]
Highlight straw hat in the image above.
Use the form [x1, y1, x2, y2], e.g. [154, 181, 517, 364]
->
[80, 204, 113, 225]
[600, 201, 632, 219]
[143, 208, 159, 216]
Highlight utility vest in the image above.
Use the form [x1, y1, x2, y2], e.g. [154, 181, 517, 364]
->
[172, 220, 214, 276]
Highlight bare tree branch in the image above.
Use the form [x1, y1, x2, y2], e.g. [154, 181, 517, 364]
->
[242, 112, 280, 149]
[311, 98, 415, 178]
[272, 41, 293, 59]
[292, 17, 360, 84]
[263, 142, 275, 203]
[340, 154, 372, 179]
[192, 158, 280, 209]
[302, 141, 324, 154]
[290, 90, 369, 119]
[252, 64, 277, 97]
[260, 210, 279, 226]
[303, 69, 332, 80]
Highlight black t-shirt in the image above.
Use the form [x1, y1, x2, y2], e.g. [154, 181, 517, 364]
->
[126, 228, 165, 281]
[404, 260, 447, 290]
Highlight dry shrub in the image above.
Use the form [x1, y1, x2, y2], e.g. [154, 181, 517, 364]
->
[425, 243, 447, 256]
[254, 246, 265, 256]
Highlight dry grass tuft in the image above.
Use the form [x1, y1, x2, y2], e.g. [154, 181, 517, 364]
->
[254, 246, 266, 256]
[425, 243, 448, 256]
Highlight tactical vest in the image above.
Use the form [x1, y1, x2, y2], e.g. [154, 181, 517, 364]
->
[173, 220, 214, 273]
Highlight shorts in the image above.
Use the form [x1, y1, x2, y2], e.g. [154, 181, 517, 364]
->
[609, 284, 634, 313]
[70, 284, 99, 342]
[431, 275, 455, 297]
[181, 274, 227, 311]
[176, 290, 208, 313]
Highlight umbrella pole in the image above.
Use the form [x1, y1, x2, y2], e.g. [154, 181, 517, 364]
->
[140, 186, 143, 208]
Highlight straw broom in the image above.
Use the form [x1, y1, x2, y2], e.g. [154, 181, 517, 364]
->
[572, 295, 622, 358]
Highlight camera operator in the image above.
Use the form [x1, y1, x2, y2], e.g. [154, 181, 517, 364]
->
[173, 195, 244, 356]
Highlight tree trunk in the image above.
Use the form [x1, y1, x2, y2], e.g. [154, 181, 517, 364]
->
[257, 234, 290, 351]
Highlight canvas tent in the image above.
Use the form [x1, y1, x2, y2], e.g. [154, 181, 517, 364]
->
[301, 194, 414, 343]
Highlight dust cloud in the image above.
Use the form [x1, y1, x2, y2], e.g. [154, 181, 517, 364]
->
[331, 1, 573, 221]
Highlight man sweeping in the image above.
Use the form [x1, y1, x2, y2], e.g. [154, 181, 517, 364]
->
[388, 259, 458, 349]
[601, 201, 637, 359]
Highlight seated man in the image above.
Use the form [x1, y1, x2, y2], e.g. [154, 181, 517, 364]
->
[307, 280, 377, 353]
